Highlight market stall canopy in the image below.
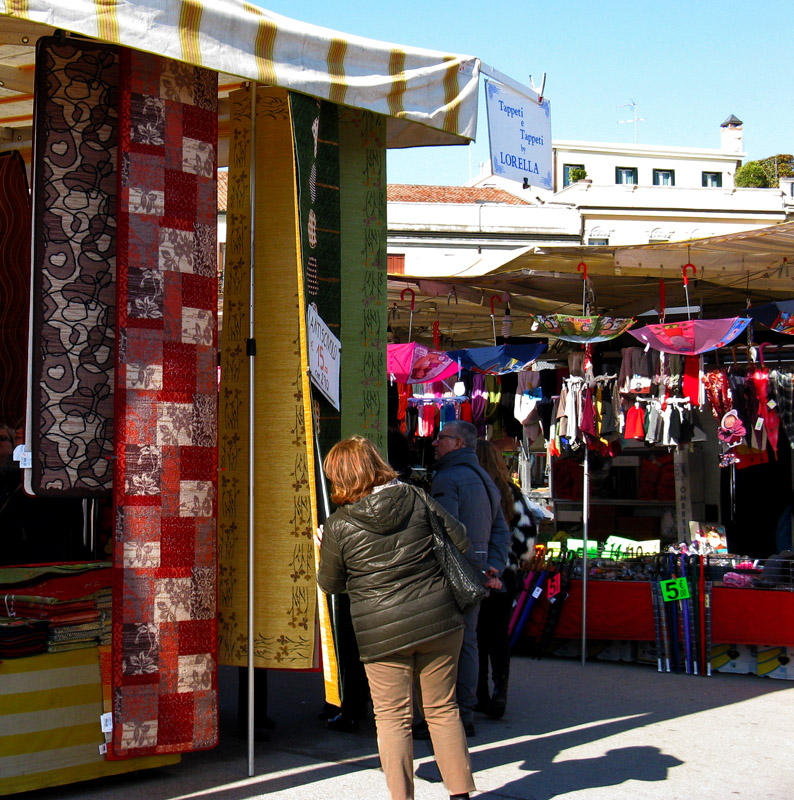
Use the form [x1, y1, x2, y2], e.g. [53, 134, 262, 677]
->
[0, 0, 480, 154]
[388, 222, 794, 347]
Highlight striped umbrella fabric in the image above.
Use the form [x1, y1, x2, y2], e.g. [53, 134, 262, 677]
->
[2, 0, 479, 147]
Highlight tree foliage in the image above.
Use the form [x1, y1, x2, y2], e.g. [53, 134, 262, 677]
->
[735, 160, 770, 188]
[758, 154, 794, 188]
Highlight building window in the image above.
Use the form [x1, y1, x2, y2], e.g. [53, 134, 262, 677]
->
[563, 163, 585, 187]
[615, 167, 638, 185]
[588, 238, 609, 246]
[702, 171, 722, 187]
[653, 169, 675, 186]
[387, 254, 405, 275]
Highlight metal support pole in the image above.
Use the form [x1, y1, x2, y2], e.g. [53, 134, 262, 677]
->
[246, 82, 257, 778]
[581, 449, 589, 666]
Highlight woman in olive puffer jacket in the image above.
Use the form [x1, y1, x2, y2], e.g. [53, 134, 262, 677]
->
[317, 435, 476, 800]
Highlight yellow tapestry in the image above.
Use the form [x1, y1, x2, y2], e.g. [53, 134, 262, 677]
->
[218, 86, 318, 670]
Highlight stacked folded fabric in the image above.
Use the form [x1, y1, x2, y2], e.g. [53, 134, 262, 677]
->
[0, 563, 112, 657]
[0, 616, 49, 657]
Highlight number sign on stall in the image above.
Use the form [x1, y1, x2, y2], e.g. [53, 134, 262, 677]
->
[307, 304, 341, 411]
[660, 577, 691, 602]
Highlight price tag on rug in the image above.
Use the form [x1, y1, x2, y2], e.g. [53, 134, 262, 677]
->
[660, 577, 690, 602]
[547, 573, 561, 599]
[532, 584, 543, 599]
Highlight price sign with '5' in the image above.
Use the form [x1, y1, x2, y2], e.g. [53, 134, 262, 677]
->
[660, 577, 690, 602]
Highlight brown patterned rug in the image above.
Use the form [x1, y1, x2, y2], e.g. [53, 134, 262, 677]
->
[0, 151, 30, 428]
[29, 38, 118, 496]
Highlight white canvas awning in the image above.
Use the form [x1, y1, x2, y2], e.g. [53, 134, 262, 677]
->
[1, 0, 479, 148]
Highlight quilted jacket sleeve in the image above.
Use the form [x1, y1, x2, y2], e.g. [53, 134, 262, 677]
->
[316, 516, 347, 594]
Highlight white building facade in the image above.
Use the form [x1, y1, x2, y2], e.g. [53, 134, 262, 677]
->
[386, 116, 793, 274]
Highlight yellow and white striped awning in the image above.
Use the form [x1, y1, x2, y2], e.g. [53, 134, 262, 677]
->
[1, 0, 479, 147]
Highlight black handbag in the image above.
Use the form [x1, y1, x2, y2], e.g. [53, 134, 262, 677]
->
[425, 506, 488, 613]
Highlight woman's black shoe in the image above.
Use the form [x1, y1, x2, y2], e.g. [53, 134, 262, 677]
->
[326, 713, 360, 732]
[317, 703, 341, 721]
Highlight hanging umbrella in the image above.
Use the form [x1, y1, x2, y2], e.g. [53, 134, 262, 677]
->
[387, 342, 459, 384]
[529, 314, 636, 343]
[629, 317, 750, 355]
[747, 300, 794, 335]
[446, 343, 546, 375]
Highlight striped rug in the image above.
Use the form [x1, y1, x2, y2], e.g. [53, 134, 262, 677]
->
[0, 648, 178, 795]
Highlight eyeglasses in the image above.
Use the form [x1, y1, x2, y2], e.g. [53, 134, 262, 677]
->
[435, 434, 458, 441]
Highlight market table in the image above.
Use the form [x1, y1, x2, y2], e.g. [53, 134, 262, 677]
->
[523, 580, 794, 646]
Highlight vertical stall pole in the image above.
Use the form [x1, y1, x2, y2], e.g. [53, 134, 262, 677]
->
[246, 82, 257, 778]
[581, 448, 589, 665]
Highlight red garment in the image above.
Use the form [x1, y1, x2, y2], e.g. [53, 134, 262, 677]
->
[683, 355, 700, 402]
[624, 404, 646, 439]
[750, 368, 780, 452]
[702, 369, 731, 420]
[459, 401, 473, 422]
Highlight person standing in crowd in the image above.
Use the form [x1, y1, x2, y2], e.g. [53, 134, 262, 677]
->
[428, 420, 509, 737]
[316, 435, 476, 800]
[474, 438, 537, 719]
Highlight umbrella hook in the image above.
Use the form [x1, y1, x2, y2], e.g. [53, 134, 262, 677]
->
[490, 295, 502, 345]
[577, 261, 588, 315]
[401, 287, 416, 342]
[758, 342, 769, 368]
[682, 263, 697, 320]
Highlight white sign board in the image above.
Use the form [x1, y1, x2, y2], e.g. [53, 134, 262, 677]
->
[307, 304, 341, 411]
[485, 80, 552, 189]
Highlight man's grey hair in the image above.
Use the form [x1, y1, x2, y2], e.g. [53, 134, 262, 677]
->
[443, 420, 477, 448]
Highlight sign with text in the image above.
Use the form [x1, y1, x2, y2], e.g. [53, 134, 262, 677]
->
[307, 304, 341, 411]
[485, 80, 552, 189]
[660, 577, 691, 602]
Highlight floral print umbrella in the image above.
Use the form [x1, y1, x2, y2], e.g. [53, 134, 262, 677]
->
[529, 314, 636, 343]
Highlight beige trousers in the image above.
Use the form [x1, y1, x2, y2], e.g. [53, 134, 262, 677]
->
[363, 629, 475, 800]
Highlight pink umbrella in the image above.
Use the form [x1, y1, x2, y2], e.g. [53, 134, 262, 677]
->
[629, 317, 750, 355]
[387, 343, 459, 384]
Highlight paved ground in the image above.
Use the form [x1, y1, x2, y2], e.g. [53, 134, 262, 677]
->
[23, 653, 794, 799]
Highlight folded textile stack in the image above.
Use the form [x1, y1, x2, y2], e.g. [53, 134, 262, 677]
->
[0, 563, 112, 657]
[0, 617, 50, 657]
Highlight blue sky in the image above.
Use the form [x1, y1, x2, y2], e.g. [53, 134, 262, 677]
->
[257, 0, 793, 186]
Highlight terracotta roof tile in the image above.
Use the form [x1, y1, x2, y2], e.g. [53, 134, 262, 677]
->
[387, 184, 530, 205]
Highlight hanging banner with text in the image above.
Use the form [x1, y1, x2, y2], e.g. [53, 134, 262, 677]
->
[307, 303, 341, 411]
[485, 80, 552, 189]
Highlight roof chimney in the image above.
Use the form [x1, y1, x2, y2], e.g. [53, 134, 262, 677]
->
[720, 114, 743, 154]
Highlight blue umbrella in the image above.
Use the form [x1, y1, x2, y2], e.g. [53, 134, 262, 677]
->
[446, 343, 546, 375]
[747, 300, 794, 335]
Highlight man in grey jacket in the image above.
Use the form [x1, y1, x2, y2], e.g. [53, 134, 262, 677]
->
[429, 420, 510, 736]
